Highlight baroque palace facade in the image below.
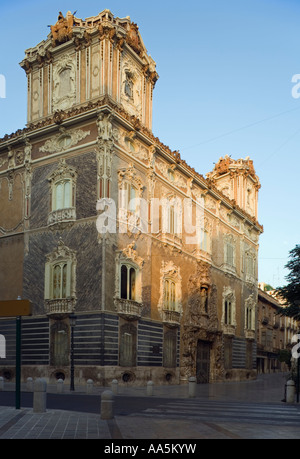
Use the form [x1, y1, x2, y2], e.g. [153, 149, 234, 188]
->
[0, 10, 262, 386]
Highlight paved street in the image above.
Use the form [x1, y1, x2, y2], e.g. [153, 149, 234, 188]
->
[0, 373, 299, 440]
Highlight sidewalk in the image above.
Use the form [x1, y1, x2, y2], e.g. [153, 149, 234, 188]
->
[0, 373, 299, 440]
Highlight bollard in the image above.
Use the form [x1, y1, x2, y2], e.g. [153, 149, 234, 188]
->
[188, 376, 196, 398]
[26, 377, 33, 392]
[33, 378, 47, 413]
[101, 390, 114, 419]
[86, 379, 94, 394]
[147, 380, 154, 396]
[0, 377, 4, 391]
[57, 378, 64, 394]
[111, 379, 118, 395]
[286, 380, 295, 403]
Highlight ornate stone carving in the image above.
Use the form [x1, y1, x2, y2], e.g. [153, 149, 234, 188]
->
[45, 298, 76, 317]
[40, 127, 90, 153]
[97, 112, 117, 143]
[46, 237, 76, 264]
[121, 242, 144, 268]
[157, 261, 182, 316]
[180, 262, 219, 381]
[114, 298, 142, 321]
[52, 54, 76, 111]
[48, 207, 76, 227]
[99, 22, 116, 42]
[126, 23, 142, 56]
[0, 156, 8, 168]
[121, 60, 142, 118]
[48, 158, 77, 183]
[51, 11, 74, 47]
[118, 164, 144, 196]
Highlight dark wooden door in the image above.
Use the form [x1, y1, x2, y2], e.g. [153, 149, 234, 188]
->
[196, 340, 210, 383]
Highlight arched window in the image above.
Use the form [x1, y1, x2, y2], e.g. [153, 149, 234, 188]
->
[52, 263, 67, 299]
[222, 286, 236, 334]
[164, 279, 176, 311]
[44, 239, 76, 303]
[48, 159, 77, 226]
[245, 294, 256, 331]
[120, 263, 137, 301]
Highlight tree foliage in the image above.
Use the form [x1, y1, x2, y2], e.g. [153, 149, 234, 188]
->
[278, 349, 292, 370]
[277, 245, 300, 319]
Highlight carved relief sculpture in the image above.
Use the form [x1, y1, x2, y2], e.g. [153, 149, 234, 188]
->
[52, 54, 76, 111]
[40, 127, 90, 153]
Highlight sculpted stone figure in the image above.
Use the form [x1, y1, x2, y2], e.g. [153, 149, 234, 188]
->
[51, 12, 74, 47]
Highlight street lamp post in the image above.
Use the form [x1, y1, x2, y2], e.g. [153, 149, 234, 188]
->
[69, 313, 77, 391]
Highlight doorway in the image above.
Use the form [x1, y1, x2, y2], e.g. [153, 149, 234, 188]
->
[196, 340, 210, 383]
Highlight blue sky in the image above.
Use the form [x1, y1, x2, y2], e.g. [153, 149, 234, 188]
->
[1, 0, 300, 287]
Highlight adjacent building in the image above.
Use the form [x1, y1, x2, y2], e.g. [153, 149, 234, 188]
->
[0, 10, 263, 386]
[257, 284, 299, 373]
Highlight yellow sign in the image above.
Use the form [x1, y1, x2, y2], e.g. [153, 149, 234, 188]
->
[0, 300, 32, 317]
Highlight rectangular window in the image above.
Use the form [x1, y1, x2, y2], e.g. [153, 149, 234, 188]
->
[226, 243, 234, 266]
[120, 264, 137, 301]
[225, 300, 232, 325]
[52, 263, 68, 299]
[164, 280, 177, 311]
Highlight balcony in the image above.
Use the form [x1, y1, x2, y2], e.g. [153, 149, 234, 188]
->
[114, 298, 142, 321]
[273, 321, 280, 329]
[222, 263, 236, 276]
[159, 232, 182, 250]
[45, 298, 76, 318]
[262, 316, 269, 325]
[162, 309, 181, 328]
[48, 207, 76, 226]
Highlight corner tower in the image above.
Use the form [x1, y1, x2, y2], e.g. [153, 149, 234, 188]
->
[20, 10, 158, 130]
[206, 155, 261, 220]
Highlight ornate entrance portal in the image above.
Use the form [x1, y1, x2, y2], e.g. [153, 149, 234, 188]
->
[196, 340, 210, 383]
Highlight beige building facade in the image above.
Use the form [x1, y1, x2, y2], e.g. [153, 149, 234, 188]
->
[0, 10, 262, 386]
[257, 285, 299, 373]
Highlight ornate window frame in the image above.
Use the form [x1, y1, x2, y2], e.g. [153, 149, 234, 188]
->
[223, 233, 236, 274]
[118, 165, 145, 233]
[47, 159, 77, 226]
[245, 248, 256, 284]
[114, 243, 144, 320]
[44, 239, 77, 317]
[245, 294, 256, 339]
[222, 286, 236, 335]
[161, 194, 182, 236]
[158, 261, 182, 327]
